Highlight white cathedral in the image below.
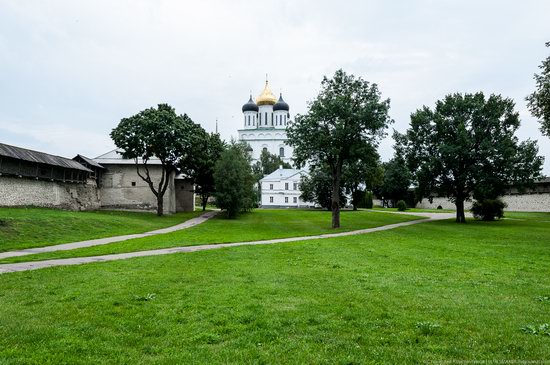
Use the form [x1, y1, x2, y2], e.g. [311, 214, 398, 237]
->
[237, 80, 294, 164]
[237, 80, 312, 208]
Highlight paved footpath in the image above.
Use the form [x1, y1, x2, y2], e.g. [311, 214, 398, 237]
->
[0, 210, 219, 260]
[0, 211, 455, 274]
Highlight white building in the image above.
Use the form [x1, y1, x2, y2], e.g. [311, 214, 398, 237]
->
[260, 167, 312, 208]
[238, 80, 293, 164]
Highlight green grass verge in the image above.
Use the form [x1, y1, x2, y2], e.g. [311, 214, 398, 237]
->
[373, 207, 456, 213]
[0, 209, 423, 264]
[0, 207, 205, 252]
[0, 217, 548, 363]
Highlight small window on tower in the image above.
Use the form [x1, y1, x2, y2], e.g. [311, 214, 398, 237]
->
[279, 147, 285, 157]
[270, 184, 273, 190]
[131, 181, 136, 187]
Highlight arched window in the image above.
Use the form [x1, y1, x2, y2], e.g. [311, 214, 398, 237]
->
[265, 112, 268, 125]
[263, 147, 268, 153]
[279, 147, 284, 157]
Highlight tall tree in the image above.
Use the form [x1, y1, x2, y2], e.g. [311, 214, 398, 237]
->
[299, 165, 347, 210]
[180, 131, 225, 211]
[252, 149, 292, 177]
[287, 69, 392, 228]
[380, 155, 411, 207]
[342, 145, 383, 210]
[527, 42, 550, 136]
[213, 141, 256, 218]
[110, 104, 198, 216]
[396, 92, 544, 223]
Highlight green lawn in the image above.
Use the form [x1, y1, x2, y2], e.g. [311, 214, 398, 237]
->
[0, 209, 423, 264]
[0, 207, 205, 252]
[0, 214, 548, 363]
[373, 207, 456, 213]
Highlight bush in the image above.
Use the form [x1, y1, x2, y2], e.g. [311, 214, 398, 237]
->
[471, 198, 506, 221]
[213, 143, 257, 218]
[364, 191, 373, 209]
[396, 200, 407, 211]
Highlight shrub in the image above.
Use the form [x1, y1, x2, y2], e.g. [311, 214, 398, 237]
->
[471, 198, 506, 221]
[364, 191, 373, 209]
[396, 200, 407, 211]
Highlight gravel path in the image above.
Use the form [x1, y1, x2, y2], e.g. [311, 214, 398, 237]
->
[0, 210, 219, 260]
[0, 211, 455, 274]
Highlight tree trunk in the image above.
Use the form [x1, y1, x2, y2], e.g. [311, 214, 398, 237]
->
[331, 175, 341, 228]
[455, 198, 466, 223]
[201, 194, 208, 211]
[157, 195, 164, 217]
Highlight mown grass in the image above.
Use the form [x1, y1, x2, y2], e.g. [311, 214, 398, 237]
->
[0, 207, 205, 252]
[0, 215, 548, 363]
[0, 209, 423, 263]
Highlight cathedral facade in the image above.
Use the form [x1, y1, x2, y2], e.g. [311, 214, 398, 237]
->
[237, 80, 293, 165]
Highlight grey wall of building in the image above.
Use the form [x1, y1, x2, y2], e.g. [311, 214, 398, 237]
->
[415, 193, 550, 212]
[0, 176, 100, 210]
[98, 164, 177, 214]
[175, 179, 195, 212]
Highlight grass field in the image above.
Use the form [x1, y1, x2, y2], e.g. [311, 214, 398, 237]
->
[0, 209, 423, 264]
[0, 213, 548, 363]
[0, 207, 205, 252]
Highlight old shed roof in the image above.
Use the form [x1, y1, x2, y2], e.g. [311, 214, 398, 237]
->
[74, 154, 105, 169]
[0, 142, 92, 172]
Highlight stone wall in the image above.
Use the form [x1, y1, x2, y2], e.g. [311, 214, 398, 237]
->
[416, 194, 550, 212]
[98, 164, 177, 214]
[0, 176, 100, 210]
[174, 179, 195, 212]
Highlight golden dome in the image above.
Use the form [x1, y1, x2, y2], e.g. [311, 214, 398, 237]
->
[256, 80, 277, 106]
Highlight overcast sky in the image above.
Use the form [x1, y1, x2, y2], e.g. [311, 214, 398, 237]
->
[1, 0, 549, 173]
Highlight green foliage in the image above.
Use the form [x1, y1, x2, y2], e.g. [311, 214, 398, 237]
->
[299, 166, 346, 210]
[180, 132, 225, 211]
[110, 104, 201, 216]
[342, 144, 383, 210]
[252, 149, 292, 177]
[213, 142, 256, 218]
[521, 323, 550, 336]
[471, 199, 506, 221]
[288, 69, 392, 227]
[380, 156, 411, 205]
[364, 191, 374, 209]
[527, 42, 550, 136]
[396, 92, 544, 223]
[416, 321, 441, 336]
[396, 200, 407, 211]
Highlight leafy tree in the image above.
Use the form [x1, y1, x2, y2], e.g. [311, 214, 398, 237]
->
[180, 131, 225, 211]
[396, 92, 544, 223]
[380, 156, 411, 207]
[213, 141, 256, 218]
[287, 69, 392, 228]
[527, 42, 550, 136]
[299, 165, 346, 210]
[110, 104, 197, 216]
[342, 145, 383, 210]
[252, 149, 292, 177]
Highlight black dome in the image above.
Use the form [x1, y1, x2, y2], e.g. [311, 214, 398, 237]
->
[242, 96, 259, 112]
[273, 94, 290, 112]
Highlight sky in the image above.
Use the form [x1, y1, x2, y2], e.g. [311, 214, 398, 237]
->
[1, 0, 549, 173]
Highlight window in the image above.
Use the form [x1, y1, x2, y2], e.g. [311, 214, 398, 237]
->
[263, 147, 268, 153]
[269, 196, 274, 203]
[265, 112, 268, 125]
[270, 184, 273, 190]
[285, 182, 289, 190]
[279, 147, 284, 157]
[293, 197, 297, 203]
[131, 181, 136, 187]
[293, 183, 297, 190]
[285, 197, 288, 203]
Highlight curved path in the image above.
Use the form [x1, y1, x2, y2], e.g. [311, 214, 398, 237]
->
[0, 210, 219, 260]
[0, 212, 455, 274]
